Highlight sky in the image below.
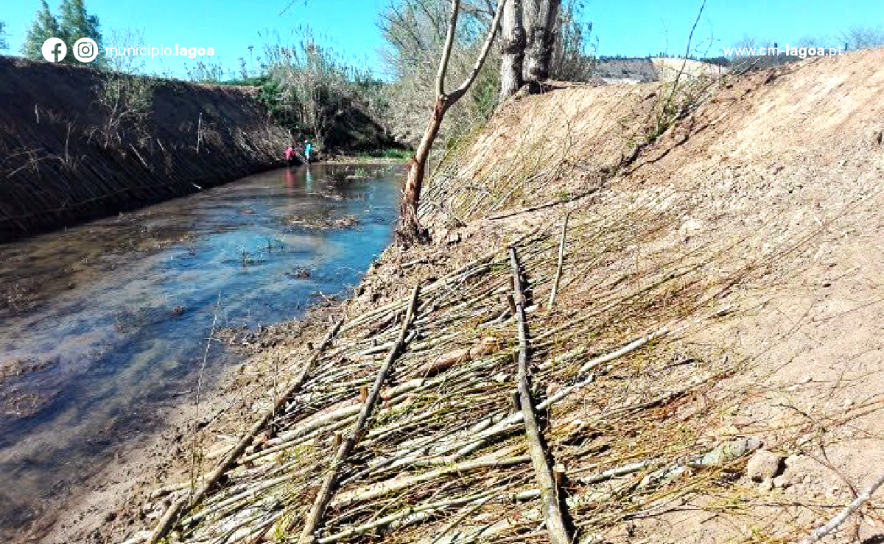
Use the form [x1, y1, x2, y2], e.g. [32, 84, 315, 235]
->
[2, 0, 883, 78]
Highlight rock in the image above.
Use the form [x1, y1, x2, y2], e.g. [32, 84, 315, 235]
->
[773, 474, 791, 489]
[747, 449, 784, 482]
[693, 436, 763, 467]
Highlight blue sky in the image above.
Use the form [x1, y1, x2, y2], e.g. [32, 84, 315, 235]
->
[2, 0, 883, 77]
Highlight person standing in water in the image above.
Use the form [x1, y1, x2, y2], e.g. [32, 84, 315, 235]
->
[304, 141, 313, 164]
[284, 145, 297, 166]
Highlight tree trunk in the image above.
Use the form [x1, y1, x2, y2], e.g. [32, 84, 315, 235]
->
[499, 0, 525, 101]
[396, 0, 507, 246]
[397, 96, 449, 245]
[522, 0, 560, 84]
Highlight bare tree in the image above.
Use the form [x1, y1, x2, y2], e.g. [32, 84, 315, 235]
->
[379, 0, 502, 146]
[397, 0, 507, 244]
[550, 0, 596, 82]
[499, 0, 524, 101]
[522, 0, 561, 84]
[840, 25, 884, 50]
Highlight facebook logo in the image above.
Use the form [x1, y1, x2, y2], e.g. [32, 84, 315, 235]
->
[41, 38, 67, 63]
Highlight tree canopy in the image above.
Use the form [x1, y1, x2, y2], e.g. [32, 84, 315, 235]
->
[22, 0, 103, 63]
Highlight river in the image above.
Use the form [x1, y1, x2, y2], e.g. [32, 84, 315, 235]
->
[0, 163, 402, 539]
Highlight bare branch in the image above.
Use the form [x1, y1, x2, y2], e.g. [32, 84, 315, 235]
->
[435, 0, 462, 97]
[797, 470, 884, 544]
[449, 0, 507, 101]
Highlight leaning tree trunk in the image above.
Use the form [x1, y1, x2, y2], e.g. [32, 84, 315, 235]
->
[398, 96, 450, 243]
[396, 0, 508, 246]
[499, 0, 525, 101]
[522, 0, 560, 84]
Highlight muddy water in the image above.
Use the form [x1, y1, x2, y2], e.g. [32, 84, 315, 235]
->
[0, 164, 402, 537]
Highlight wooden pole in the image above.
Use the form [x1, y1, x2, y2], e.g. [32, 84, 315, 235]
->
[509, 248, 572, 544]
[548, 212, 570, 309]
[297, 284, 421, 544]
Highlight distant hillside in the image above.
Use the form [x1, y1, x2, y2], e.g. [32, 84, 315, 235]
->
[592, 57, 659, 83]
[592, 56, 727, 83]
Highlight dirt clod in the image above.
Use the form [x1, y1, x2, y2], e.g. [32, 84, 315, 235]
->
[747, 449, 785, 482]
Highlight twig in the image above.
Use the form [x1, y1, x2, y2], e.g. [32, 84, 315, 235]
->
[796, 470, 884, 544]
[297, 284, 421, 544]
[576, 460, 650, 484]
[429, 497, 491, 544]
[188, 296, 220, 502]
[548, 212, 570, 309]
[487, 188, 598, 221]
[510, 247, 572, 544]
[578, 330, 668, 374]
[331, 453, 529, 509]
[317, 491, 493, 544]
[662, 0, 708, 119]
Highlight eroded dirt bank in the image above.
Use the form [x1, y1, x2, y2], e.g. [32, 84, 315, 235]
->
[52, 49, 884, 544]
[0, 56, 290, 241]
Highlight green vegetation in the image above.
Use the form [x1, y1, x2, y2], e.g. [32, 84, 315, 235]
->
[96, 29, 158, 146]
[22, 0, 103, 64]
[168, 29, 396, 154]
[258, 29, 392, 151]
[22, 1, 60, 59]
[358, 148, 413, 160]
[0, 21, 8, 51]
[58, 0, 102, 54]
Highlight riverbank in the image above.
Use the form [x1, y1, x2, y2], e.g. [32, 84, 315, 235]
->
[0, 56, 293, 242]
[0, 56, 407, 242]
[28, 302, 342, 544]
[36, 48, 884, 544]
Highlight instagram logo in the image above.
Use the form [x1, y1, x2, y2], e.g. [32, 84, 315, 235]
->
[73, 37, 99, 63]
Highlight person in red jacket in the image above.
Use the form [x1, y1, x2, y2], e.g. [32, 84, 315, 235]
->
[284, 145, 297, 166]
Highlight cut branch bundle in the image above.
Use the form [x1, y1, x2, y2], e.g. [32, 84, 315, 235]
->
[297, 284, 421, 544]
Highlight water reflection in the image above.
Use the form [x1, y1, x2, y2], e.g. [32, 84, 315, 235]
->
[305, 167, 315, 193]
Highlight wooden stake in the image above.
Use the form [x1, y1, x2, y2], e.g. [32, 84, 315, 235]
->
[548, 212, 570, 309]
[147, 318, 344, 544]
[509, 247, 572, 544]
[296, 284, 421, 544]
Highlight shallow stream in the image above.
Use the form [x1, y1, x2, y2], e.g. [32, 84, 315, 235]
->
[0, 163, 402, 537]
